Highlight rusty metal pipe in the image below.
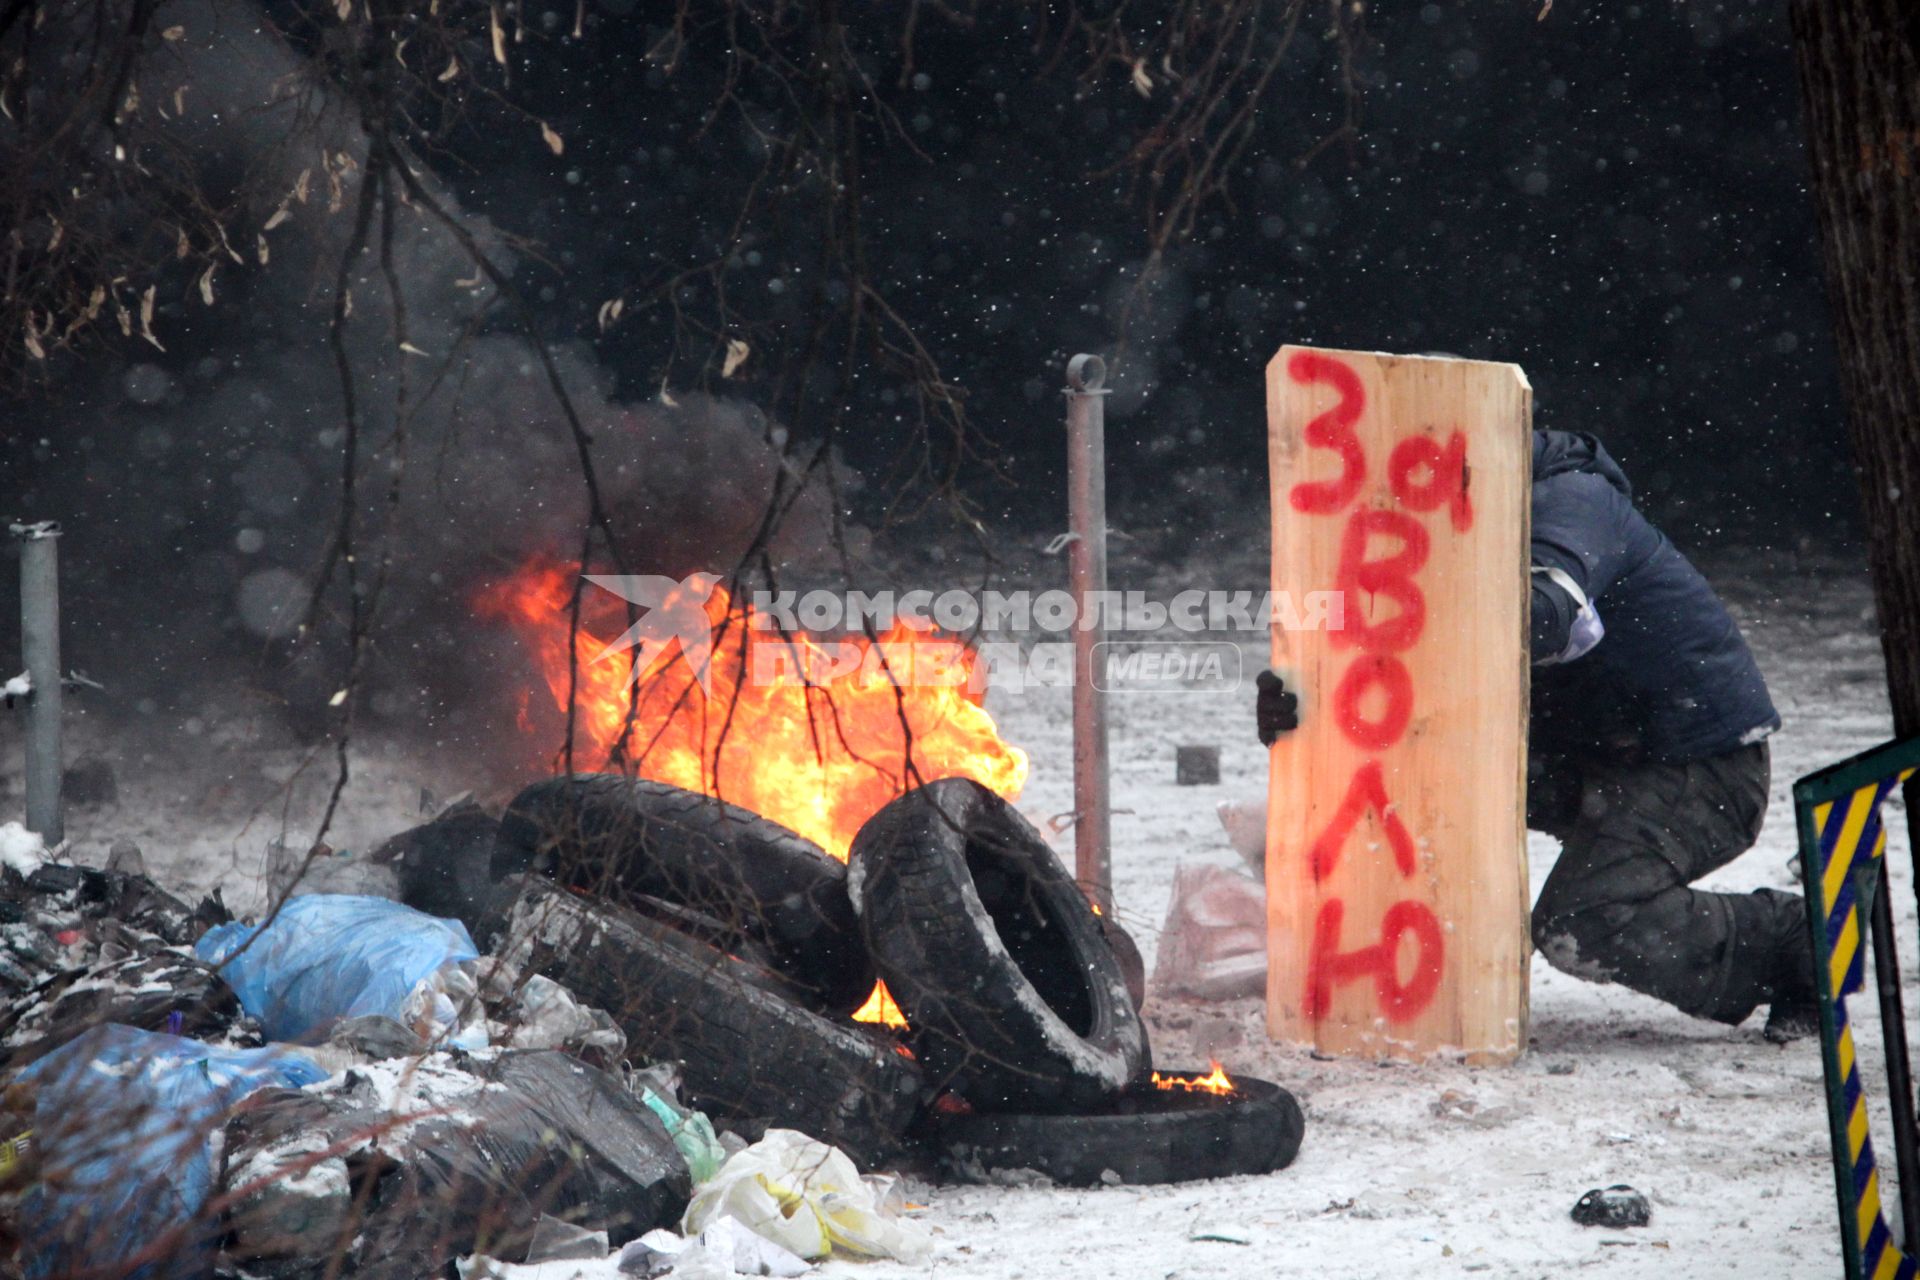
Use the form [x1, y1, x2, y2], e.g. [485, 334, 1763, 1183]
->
[13, 522, 62, 845]
[1065, 354, 1112, 913]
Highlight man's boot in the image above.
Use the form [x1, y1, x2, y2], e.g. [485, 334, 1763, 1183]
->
[1762, 891, 1820, 1044]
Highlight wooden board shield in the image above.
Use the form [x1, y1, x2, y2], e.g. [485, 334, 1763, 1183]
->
[1265, 345, 1531, 1063]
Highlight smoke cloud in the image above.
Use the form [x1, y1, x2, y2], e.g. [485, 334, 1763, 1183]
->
[6, 0, 851, 757]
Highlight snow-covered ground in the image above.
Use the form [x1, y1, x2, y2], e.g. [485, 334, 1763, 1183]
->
[934, 552, 1898, 1280]
[4, 550, 1905, 1279]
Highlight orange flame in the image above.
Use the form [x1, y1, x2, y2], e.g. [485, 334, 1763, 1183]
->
[852, 982, 910, 1028]
[1150, 1061, 1236, 1096]
[477, 554, 1031, 1028]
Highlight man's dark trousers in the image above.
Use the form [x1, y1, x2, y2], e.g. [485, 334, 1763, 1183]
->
[1527, 743, 1803, 1024]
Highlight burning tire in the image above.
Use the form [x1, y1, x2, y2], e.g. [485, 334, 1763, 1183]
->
[848, 778, 1148, 1110]
[499, 876, 926, 1170]
[492, 775, 874, 1016]
[933, 1071, 1305, 1187]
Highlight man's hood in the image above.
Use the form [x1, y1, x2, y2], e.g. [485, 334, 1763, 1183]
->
[1533, 429, 1632, 500]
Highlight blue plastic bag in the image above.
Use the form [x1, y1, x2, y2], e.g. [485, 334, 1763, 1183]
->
[19, 1023, 327, 1280]
[195, 894, 479, 1043]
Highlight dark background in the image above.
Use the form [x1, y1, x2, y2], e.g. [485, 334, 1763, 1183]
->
[0, 0, 1859, 724]
[444, 0, 1852, 548]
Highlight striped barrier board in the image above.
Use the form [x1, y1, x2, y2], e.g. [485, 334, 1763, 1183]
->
[1797, 735, 1920, 1280]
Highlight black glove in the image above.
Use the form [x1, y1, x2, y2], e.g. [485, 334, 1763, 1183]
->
[1255, 669, 1299, 746]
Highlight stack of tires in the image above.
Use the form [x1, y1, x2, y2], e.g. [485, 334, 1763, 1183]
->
[397, 774, 1302, 1183]
[848, 779, 1303, 1186]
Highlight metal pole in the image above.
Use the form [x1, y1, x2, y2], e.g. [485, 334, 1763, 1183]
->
[13, 522, 62, 846]
[1065, 354, 1112, 914]
[1869, 857, 1920, 1246]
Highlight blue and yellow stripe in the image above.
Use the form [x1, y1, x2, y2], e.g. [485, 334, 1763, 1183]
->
[1812, 767, 1918, 1280]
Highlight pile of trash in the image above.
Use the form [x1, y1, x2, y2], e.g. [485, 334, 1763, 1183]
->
[0, 826, 241, 1065]
[0, 832, 932, 1280]
[0, 770, 1307, 1276]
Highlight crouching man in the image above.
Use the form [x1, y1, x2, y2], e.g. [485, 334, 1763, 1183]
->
[1256, 429, 1815, 1040]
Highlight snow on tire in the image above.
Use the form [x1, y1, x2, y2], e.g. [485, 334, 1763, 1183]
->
[932, 1074, 1305, 1187]
[497, 876, 926, 1170]
[492, 775, 873, 1016]
[848, 778, 1148, 1111]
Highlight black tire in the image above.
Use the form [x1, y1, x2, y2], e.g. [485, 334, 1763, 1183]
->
[499, 876, 926, 1170]
[1101, 916, 1147, 1013]
[848, 778, 1148, 1111]
[381, 803, 778, 966]
[493, 775, 873, 1016]
[623, 892, 789, 975]
[933, 1073, 1305, 1187]
[512, 878, 809, 1007]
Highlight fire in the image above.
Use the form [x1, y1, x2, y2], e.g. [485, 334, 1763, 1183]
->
[1150, 1061, 1236, 1096]
[852, 982, 908, 1028]
[478, 554, 1031, 1029]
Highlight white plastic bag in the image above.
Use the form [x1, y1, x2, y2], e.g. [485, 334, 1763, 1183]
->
[624, 1217, 811, 1278]
[1150, 863, 1268, 1000]
[400, 959, 491, 1049]
[681, 1131, 931, 1264]
[0, 821, 47, 876]
[503, 973, 626, 1058]
[1216, 797, 1268, 875]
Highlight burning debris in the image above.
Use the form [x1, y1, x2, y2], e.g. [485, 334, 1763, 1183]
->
[491, 777, 877, 1019]
[465, 768, 1303, 1186]
[1151, 1062, 1237, 1096]
[0, 468, 1300, 1277]
[477, 556, 1030, 861]
[475, 554, 1040, 1032]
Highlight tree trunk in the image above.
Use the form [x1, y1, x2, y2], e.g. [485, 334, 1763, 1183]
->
[1789, 5, 1920, 746]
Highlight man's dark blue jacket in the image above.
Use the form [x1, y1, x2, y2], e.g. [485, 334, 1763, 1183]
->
[1528, 429, 1779, 763]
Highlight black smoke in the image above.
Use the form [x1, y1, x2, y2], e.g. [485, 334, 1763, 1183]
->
[3, 0, 848, 756]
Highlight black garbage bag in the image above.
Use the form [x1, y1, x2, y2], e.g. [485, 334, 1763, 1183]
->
[0, 862, 228, 948]
[0, 920, 63, 996]
[375, 803, 510, 945]
[0, 941, 243, 1070]
[99, 873, 232, 947]
[222, 1049, 691, 1279]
